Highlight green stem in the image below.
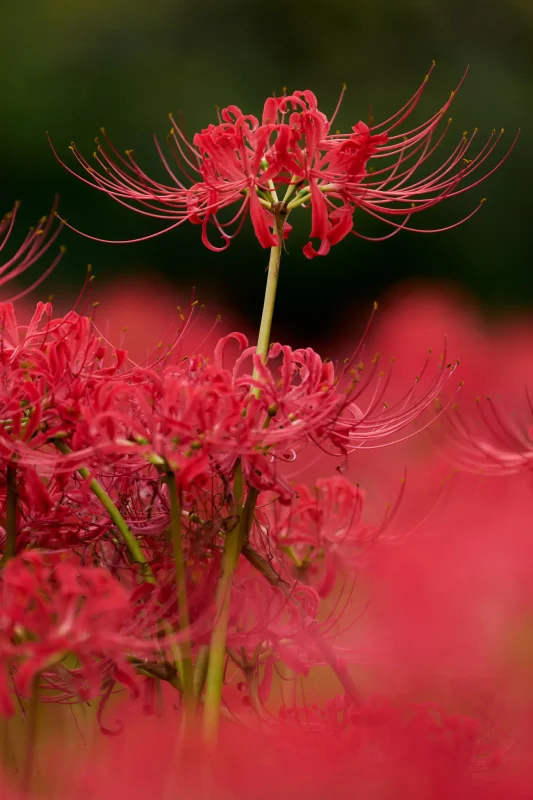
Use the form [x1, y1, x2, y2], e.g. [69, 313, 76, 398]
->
[167, 471, 195, 712]
[202, 463, 245, 742]
[253, 210, 285, 378]
[192, 645, 210, 699]
[281, 174, 300, 205]
[286, 189, 311, 211]
[242, 543, 290, 590]
[129, 657, 182, 690]
[53, 440, 152, 578]
[241, 487, 258, 545]
[201, 212, 285, 739]
[244, 667, 267, 723]
[53, 442, 192, 698]
[286, 183, 336, 212]
[202, 527, 241, 742]
[54, 442, 198, 713]
[1, 464, 18, 565]
[202, 207, 285, 740]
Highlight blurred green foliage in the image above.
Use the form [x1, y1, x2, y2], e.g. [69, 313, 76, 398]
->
[0, 0, 530, 343]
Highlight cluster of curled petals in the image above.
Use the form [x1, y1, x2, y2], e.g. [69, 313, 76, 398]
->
[0, 312, 457, 496]
[269, 476, 380, 597]
[77, 337, 455, 494]
[52, 66, 517, 257]
[227, 560, 319, 672]
[220, 331, 460, 458]
[0, 302, 132, 480]
[0, 550, 153, 713]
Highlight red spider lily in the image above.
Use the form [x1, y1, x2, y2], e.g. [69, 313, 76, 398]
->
[0, 198, 64, 300]
[0, 551, 152, 715]
[56, 364, 252, 492]
[0, 314, 459, 511]
[0, 302, 132, 477]
[226, 558, 321, 673]
[52, 66, 517, 257]
[217, 330, 461, 455]
[33, 330, 459, 501]
[4, 464, 147, 556]
[271, 477, 379, 597]
[226, 537, 365, 704]
[445, 395, 533, 475]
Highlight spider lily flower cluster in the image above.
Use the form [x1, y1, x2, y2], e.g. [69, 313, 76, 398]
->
[0, 70, 522, 797]
[52, 65, 516, 257]
[0, 299, 453, 708]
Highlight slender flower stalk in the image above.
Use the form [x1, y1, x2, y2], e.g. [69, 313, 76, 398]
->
[167, 471, 195, 714]
[53, 440, 152, 576]
[203, 211, 287, 740]
[253, 207, 286, 372]
[200, 192, 286, 739]
[51, 445, 190, 694]
[192, 645, 210, 700]
[203, 462, 245, 743]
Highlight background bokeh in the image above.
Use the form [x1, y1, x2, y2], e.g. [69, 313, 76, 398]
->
[1, 0, 531, 344]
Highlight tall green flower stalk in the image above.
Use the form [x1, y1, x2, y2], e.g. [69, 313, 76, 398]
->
[203, 216, 284, 742]
[167, 472, 195, 716]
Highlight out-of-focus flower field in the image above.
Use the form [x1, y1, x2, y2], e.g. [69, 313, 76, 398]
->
[2, 278, 533, 797]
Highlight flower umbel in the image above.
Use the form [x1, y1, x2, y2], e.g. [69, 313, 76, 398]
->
[52, 65, 517, 258]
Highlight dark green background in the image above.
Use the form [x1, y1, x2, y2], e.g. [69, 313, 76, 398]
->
[1, 0, 530, 344]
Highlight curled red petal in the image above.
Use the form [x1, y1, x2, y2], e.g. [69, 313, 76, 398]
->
[249, 190, 277, 248]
